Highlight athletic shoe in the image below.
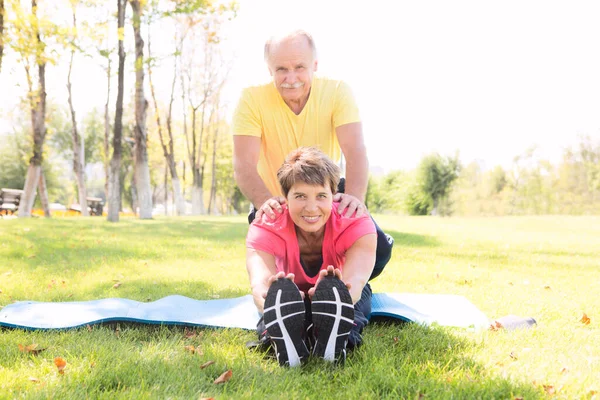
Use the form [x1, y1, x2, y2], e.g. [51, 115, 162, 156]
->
[263, 278, 309, 367]
[311, 275, 355, 363]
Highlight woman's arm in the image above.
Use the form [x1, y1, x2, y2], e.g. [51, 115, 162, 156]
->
[246, 248, 278, 313]
[341, 233, 377, 303]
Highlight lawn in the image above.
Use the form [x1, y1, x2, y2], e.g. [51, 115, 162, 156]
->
[0, 215, 599, 399]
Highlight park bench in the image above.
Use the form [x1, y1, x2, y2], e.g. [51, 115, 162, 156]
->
[0, 188, 24, 216]
[70, 197, 104, 216]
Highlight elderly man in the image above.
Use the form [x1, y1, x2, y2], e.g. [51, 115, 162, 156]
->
[232, 29, 393, 288]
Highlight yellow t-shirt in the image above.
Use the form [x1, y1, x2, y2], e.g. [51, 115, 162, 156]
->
[232, 77, 360, 197]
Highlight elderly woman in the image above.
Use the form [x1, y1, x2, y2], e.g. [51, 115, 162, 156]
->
[246, 147, 384, 367]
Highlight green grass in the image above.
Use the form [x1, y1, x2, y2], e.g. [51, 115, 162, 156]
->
[1, 215, 599, 399]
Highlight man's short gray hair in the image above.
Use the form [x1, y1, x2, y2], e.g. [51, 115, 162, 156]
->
[264, 30, 317, 62]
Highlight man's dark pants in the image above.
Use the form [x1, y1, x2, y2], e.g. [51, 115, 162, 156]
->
[249, 178, 394, 348]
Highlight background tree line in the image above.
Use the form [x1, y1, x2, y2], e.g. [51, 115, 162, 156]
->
[0, 0, 244, 220]
[366, 135, 600, 216]
[1, 1, 599, 218]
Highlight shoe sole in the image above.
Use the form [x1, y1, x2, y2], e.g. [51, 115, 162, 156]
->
[263, 278, 309, 367]
[311, 276, 355, 362]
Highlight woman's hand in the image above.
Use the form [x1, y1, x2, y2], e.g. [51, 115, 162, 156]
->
[260, 271, 304, 300]
[307, 265, 351, 300]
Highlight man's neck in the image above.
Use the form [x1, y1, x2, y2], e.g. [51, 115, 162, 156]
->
[284, 93, 309, 115]
[283, 87, 312, 115]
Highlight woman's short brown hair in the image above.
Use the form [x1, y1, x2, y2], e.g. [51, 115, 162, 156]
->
[277, 147, 341, 197]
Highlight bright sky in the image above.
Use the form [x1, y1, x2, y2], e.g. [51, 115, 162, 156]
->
[2, 0, 600, 173]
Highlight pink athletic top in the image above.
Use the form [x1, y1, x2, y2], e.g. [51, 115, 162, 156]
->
[246, 202, 376, 293]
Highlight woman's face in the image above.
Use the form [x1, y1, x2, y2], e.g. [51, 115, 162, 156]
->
[286, 181, 333, 234]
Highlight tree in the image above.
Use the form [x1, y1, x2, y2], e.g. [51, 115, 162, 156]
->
[417, 152, 461, 216]
[65, 0, 89, 215]
[180, 4, 234, 215]
[10, 0, 52, 218]
[107, 0, 126, 222]
[1, 0, 5, 72]
[130, 0, 152, 219]
[146, 3, 187, 215]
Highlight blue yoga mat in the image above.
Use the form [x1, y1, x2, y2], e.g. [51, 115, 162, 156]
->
[0, 293, 489, 331]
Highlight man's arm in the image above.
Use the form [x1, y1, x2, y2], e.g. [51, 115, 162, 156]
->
[335, 122, 369, 216]
[233, 135, 274, 209]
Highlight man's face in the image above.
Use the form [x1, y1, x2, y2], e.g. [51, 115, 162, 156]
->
[286, 181, 332, 235]
[267, 36, 318, 105]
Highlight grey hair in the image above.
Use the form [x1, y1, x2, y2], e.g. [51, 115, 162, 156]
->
[264, 30, 317, 62]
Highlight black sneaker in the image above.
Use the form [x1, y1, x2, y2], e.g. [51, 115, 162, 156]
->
[263, 278, 309, 367]
[311, 276, 355, 363]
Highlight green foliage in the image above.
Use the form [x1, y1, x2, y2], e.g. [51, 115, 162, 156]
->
[416, 152, 461, 216]
[0, 131, 29, 189]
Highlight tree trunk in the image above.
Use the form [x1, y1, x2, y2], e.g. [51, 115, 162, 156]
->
[19, 165, 41, 217]
[107, 0, 126, 223]
[19, 0, 47, 218]
[103, 56, 111, 205]
[191, 169, 204, 215]
[0, 0, 4, 73]
[67, 13, 89, 216]
[130, 0, 152, 219]
[147, 31, 185, 216]
[164, 163, 168, 215]
[208, 124, 218, 214]
[37, 169, 50, 217]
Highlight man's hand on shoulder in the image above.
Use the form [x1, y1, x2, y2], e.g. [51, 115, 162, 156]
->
[333, 193, 368, 218]
[255, 196, 287, 221]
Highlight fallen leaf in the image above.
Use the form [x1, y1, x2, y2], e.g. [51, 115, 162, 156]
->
[213, 369, 232, 384]
[113, 282, 121, 289]
[54, 357, 67, 374]
[543, 385, 555, 395]
[27, 255, 36, 259]
[580, 313, 591, 325]
[509, 351, 518, 360]
[200, 360, 215, 369]
[489, 321, 504, 331]
[18, 344, 46, 355]
[508, 281, 514, 286]
[418, 394, 426, 400]
[393, 337, 399, 343]
[560, 366, 569, 374]
[67, 294, 73, 298]
[29, 377, 40, 383]
[544, 285, 551, 290]
[200, 398, 215, 400]
[185, 345, 196, 353]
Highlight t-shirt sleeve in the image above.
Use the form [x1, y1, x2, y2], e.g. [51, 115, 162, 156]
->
[246, 222, 285, 258]
[332, 81, 361, 128]
[232, 88, 263, 137]
[334, 214, 376, 256]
